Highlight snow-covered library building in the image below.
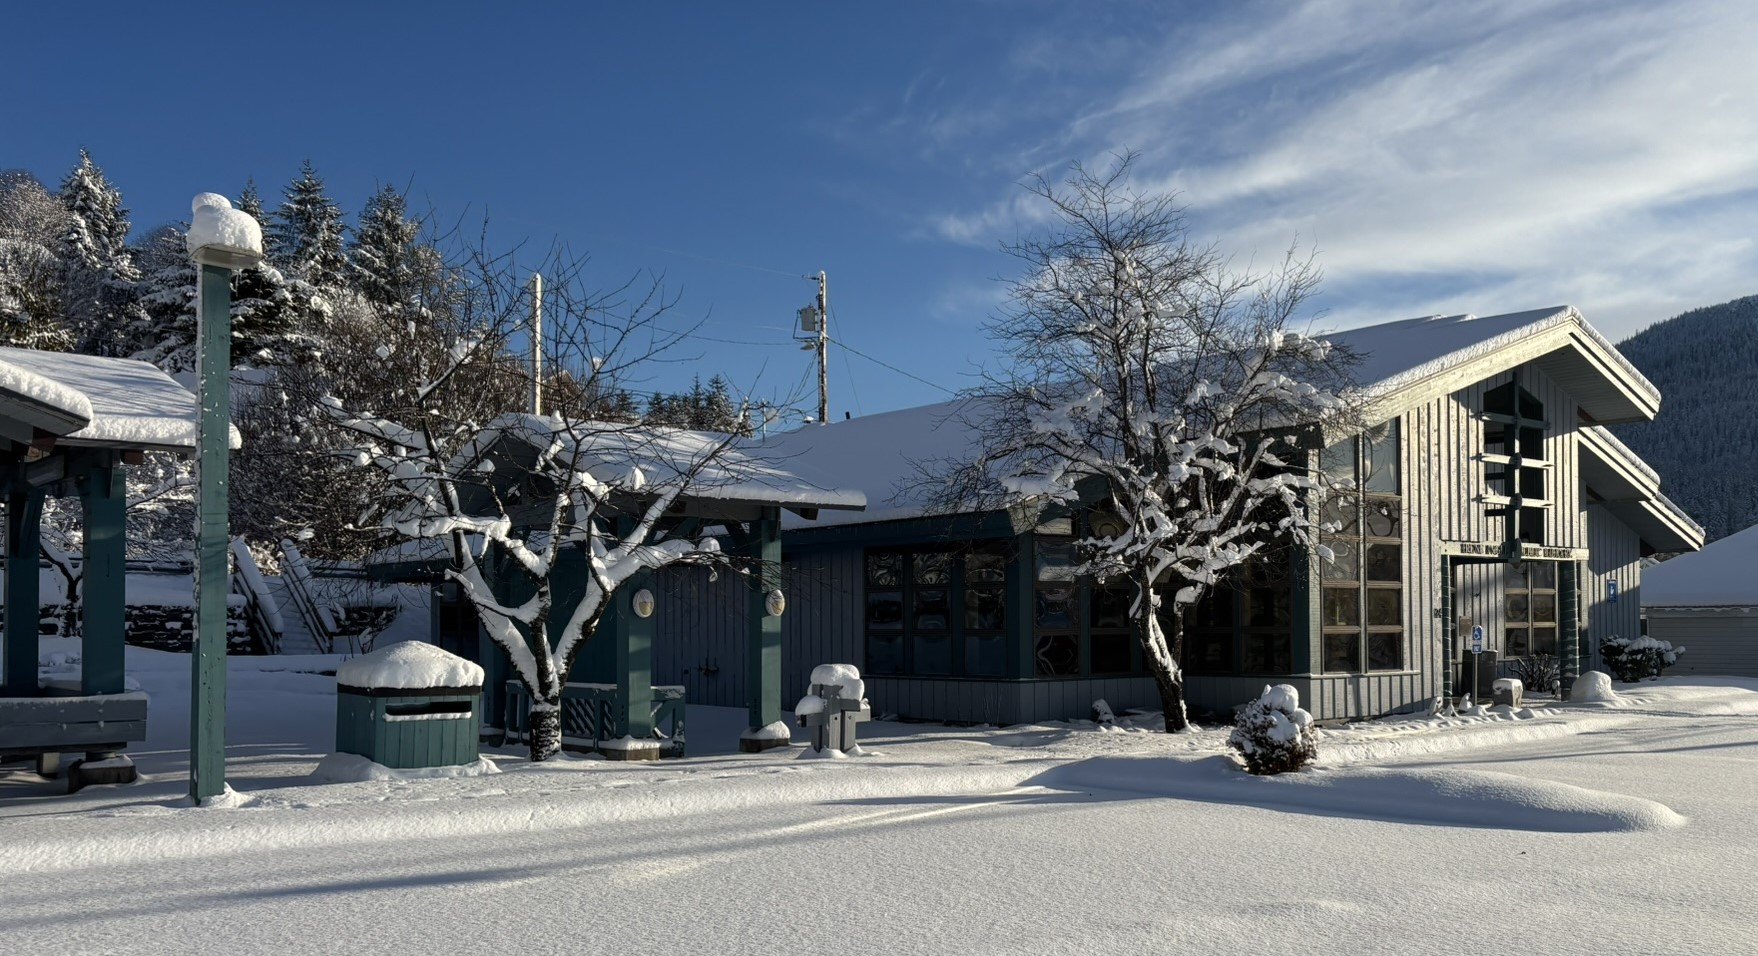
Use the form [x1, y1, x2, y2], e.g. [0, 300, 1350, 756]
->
[404, 305, 1702, 729]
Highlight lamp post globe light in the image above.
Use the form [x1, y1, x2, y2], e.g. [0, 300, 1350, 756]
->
[185, 193, 263, 803]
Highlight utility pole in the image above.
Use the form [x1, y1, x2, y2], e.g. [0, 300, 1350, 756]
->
[815, 270, 828, 424]
[529, 272, 543, 415]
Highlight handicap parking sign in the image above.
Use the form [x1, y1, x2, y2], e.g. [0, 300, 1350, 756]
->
[1471, 624, 1485, 654]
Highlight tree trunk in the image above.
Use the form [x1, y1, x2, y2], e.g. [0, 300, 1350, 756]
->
[528, 698, 562, 762]
[1153, 663, 1190, 732]
[1136, 572, 1192, 733]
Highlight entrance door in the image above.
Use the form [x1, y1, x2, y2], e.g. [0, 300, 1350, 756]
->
[1502, 561, 1559, 659]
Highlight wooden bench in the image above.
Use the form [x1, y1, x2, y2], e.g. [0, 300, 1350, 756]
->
[0, 691, 147, 791]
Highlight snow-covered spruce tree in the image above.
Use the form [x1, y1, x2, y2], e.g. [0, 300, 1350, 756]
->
[1228, 684, 1317, 775]
[271, 161, 348, 289]
[959, 156, 1358, 731]
[56, 149, 147, 356]
[332, 247, 745, 761]
[130, 223, 200, 370]
[349, 184, 423, 320]
[238, 179, 271, 259]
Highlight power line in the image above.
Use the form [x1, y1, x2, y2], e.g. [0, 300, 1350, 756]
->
[831, 338, 956, 396]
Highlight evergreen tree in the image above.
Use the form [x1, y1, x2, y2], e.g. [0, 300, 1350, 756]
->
[130, 223, 198, 370]
[56, 148, 146, 355]
[238, 178, 270, 259]
[349, 184, 422, 318]
[270, 161, 346, 288]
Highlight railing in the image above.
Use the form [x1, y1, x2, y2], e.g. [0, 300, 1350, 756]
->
[500, 680, 686, 757]
[229, 538, 283, 654]
[278, 539, 341, 654]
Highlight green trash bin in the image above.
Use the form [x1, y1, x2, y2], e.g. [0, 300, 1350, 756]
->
[335, 642, 484, 769]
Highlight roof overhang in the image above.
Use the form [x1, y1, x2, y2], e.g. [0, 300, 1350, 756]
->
[1579, 425, 1704, 554]
[1351, 307, 1661, 429]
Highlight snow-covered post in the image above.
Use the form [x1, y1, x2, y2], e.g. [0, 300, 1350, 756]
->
[186, 193, 262, 803]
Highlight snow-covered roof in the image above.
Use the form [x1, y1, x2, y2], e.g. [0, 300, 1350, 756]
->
[765, 305, 1667, 532]
[1320, 306, 1660, 426]
[1642, 522, 1758, 607]
[0, 347, 238, 452]
[464, 413, 867, 515]
[0, 356, 94, 441]
[756, 399, 983, 530]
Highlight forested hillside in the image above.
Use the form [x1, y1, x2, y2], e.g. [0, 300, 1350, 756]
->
[1613, 294, 1758, 543]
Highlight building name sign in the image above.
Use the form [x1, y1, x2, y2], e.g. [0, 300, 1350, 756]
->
[1440, 541, 1589, 561]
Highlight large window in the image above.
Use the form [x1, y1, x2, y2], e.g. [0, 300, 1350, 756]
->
[1483, 381, 1549, 544]
[1031, 514, 1142, 679]
[1174, 551, 1295, 676]
[865, 545, 1009, 678]
[1319, 421, 1405, 673]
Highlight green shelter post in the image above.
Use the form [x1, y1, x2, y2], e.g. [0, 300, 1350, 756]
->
[3, 487, 44, 695]
[739, 507, 786, 753]
[611, 568, 656, 746]
[190, 261, 233, 801]
[80, 461, 126, 696]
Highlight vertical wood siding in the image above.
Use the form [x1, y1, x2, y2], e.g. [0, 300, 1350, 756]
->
[1321, 363, 1588, 720]
[1585, 505, 1643, 672]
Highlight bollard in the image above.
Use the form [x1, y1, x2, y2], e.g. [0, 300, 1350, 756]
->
[794, 663, 871, 756]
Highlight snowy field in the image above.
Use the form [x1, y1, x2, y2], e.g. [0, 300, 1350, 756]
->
[4, 644, 1757, 955]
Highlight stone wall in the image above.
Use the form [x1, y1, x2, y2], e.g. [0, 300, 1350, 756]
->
[0, 602, 256, 654]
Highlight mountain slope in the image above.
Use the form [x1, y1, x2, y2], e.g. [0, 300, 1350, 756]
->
[1612, 294, 1758, 543]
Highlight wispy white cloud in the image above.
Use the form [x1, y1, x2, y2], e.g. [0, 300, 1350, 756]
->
[923, 0, 1758, 337]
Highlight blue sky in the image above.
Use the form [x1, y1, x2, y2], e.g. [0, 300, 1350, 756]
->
[5, 0, 1756, 418]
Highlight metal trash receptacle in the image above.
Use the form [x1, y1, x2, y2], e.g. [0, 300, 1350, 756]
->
[1493, 677, 1524, 709]
[335, 643, 484, 769]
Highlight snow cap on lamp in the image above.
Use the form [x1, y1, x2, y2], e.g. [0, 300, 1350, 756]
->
[187, 192, 264, 269]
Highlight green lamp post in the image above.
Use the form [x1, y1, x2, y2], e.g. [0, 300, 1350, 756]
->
[186, 193, 263, 803]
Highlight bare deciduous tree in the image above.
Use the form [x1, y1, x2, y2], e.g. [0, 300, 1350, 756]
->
[956, 155, 1360, 731]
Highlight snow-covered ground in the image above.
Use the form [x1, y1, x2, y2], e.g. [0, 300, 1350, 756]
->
[3, 643, 1756, 955]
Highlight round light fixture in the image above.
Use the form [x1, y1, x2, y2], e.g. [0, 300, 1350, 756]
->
[765, 589, 786, 617]
[631, 588, 656, 619]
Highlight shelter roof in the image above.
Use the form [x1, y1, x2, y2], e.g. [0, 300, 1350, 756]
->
[0, 347, 237, 452]
[457, 412, 867, 517]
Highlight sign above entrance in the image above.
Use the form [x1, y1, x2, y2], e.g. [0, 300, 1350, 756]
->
[1440, 541, 1589, 562]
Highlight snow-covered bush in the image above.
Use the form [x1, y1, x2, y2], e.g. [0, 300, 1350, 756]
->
[1228, 684, 1317, 775]
[1599, 635, 1684, 682]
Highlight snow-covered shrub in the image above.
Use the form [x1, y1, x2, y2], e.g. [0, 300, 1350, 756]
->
[1511, 653, 1561, 696]
[1228, 684, 1317, 775]
[1599, 635, 1684, 682]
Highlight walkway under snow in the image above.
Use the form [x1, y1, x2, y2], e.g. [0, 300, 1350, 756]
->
[2, 643, 1755, 955]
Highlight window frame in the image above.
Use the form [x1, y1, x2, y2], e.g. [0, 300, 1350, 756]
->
[863, 543, 1013, 679]
[1319, 421, 1406, 674]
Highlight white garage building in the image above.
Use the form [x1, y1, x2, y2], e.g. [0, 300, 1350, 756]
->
[1642, 522, 1758, 679]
